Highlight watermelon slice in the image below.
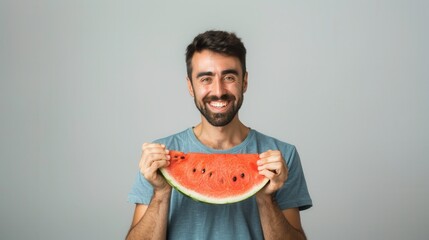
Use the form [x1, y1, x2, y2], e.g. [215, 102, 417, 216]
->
[159, 150, 269, 204]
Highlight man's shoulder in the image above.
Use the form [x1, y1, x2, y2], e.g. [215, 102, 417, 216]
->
[152, 128, 194, 151]
[251, 129, 297, 153]
[154, 128, 190, 143]
[252, 129, 295, 147]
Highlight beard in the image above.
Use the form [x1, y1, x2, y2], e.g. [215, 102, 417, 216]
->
[194, 93, 244, 127]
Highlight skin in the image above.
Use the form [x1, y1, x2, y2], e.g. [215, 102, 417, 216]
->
[126, 50, 307, 240]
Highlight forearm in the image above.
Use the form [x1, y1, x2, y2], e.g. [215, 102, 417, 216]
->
[126, 189, 171, 240]
[256, 194, 306, 240]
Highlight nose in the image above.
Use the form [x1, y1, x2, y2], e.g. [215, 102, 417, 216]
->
[211, 77, 227, 97]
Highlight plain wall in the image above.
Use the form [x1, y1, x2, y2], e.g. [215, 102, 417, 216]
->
[1, 0, 428, 239]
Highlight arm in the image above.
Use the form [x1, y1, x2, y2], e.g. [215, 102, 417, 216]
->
[257, 150, 307, 240]
[126, 189, 171, 240]
[256, 194, 306, 240]
[126, 143, 172, 240]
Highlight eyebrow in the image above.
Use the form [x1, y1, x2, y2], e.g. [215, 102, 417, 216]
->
[221, 69, 239, 76]
[195, 69, 239, 79]
[196, 71, 214, 79]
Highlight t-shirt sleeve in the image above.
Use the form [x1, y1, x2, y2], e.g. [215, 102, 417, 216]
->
[275, 146, 312, 211]
[128, 171, 154, 204]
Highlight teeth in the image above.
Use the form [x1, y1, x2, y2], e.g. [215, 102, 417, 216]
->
[210, 101, 227, 108]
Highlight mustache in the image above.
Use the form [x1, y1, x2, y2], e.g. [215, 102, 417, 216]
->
[203, 94, 236, 102]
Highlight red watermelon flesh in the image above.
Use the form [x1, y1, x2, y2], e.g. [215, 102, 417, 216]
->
[159, 150, 269, 204]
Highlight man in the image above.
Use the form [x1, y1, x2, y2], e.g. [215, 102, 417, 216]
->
[127, 30, 312, 240]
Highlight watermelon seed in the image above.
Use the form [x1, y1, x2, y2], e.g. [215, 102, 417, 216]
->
[232, 176, 237, 182]
[180, 156, 185, 159]
[192, 168, 196, 173]
[201, 168, 206, 174]
[174, 155, 178, 158]
[209, 172, 213, 177]
[241, 173, 245, 178]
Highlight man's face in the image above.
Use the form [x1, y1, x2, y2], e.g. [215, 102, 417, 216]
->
[187, 50, 248, 127]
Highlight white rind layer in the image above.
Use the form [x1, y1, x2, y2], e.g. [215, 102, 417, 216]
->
[159, 168, 269, 204]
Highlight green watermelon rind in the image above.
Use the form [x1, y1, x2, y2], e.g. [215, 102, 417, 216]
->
[159, 165, 269, 205]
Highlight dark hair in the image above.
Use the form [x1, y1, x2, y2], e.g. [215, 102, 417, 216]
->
[185, 30, 247, 80]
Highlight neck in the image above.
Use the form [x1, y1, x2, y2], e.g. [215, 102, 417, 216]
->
[193, 116, 249, 150]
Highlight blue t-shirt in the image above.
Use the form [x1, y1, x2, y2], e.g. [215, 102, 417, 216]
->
[128, 128, 312, 240]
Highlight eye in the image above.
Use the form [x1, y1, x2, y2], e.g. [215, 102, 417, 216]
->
[224, 75, 236, 82]
[200, 77, 212, 84]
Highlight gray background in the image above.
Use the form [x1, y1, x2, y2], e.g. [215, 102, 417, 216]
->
[1, 0, 428, 239]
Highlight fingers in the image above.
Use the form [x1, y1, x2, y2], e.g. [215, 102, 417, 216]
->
[138, 143, 173, 192]
[139, 142, 170, 178]
[143, 159, 170, 179]
[258, 149, 278, 158]
[142, 142, 169, 154]
[141, 153, 170, 169]
[257, 157, 283, 173]
[258, 169, 277, 179]
[257, 150, 288, 194]
[257, 150, 285, 174]
[258, 150, 281, 162]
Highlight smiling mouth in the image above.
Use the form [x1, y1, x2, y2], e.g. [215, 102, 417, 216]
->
[203, 94, 235, 111]
[209, 101, 228, 108]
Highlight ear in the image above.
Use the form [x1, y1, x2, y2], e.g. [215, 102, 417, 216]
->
[187, 77, 195, 97]
[242, 71, 248, 93]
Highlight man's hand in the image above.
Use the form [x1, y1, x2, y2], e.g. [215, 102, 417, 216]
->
[256, 150, 288, 196]
[139, 143, 172, 192]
